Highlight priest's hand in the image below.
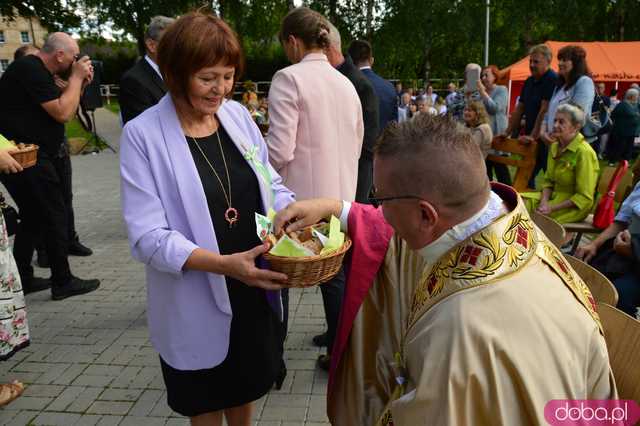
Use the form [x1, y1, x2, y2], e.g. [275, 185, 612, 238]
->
[222, 243, 288, 290]
[274, 198, 343, 234]
[575, 242, 598, 263]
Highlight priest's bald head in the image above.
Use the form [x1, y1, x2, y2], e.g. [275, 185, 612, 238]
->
[373, 114, 491, 250]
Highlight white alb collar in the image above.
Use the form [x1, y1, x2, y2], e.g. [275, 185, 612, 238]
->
[417, 191, 508, 264]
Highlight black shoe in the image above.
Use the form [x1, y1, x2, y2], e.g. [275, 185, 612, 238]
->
[317, 354, 331, 371]
[36, 250, 49, 268]
[52, 276, 100, 301]
[312, 332, 328, 347]
[68, 240, 93, 257]
[23, 277, 52, 295]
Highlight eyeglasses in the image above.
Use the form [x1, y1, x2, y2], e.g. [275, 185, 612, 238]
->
[368, 187, 424, 208]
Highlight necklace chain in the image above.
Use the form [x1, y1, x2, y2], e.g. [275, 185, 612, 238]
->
[190, 131, 233, 213]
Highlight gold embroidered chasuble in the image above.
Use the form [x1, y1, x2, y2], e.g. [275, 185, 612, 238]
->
[328, 194, 617, 426]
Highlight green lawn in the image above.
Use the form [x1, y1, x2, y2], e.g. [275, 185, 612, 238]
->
[103, 98, 120, 115]
[65, 118, 91, 140]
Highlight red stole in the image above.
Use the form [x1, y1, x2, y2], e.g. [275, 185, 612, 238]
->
[328, 202, 394, 396]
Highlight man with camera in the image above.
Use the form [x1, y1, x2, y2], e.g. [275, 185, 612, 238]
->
[0, 32, 100, 300]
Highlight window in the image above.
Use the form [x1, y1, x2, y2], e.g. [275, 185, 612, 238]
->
[20, 31, 30, 43]
[0, 60, 9, 73]
[0, 31, 5, 43]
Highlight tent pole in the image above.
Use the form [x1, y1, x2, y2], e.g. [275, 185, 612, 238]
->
[484, 0, 490, 66]
[507, 79, 512, 115]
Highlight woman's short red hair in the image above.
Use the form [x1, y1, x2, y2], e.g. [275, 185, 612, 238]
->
[157, 12, 245, 100]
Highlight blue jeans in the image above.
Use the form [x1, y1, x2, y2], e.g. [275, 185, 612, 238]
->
[613, 272, 640, 317]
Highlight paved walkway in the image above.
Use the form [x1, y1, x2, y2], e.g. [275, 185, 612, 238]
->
[0, 109, 330, 425]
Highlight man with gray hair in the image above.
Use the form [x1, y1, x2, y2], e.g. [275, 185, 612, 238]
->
[274, 115, 617, 425]
[120, 16, 175, 124]
[0, 32, 100, 300]
[325, 22, 379, 204]
[606, 88, 640, 163]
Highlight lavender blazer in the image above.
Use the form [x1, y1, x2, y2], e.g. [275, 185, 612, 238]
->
[120, 95, 295, 371]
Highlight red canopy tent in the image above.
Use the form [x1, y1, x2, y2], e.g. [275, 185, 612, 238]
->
[500, 40, 640, 113]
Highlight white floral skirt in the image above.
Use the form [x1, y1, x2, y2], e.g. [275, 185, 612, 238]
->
[0, 213, 29, 360]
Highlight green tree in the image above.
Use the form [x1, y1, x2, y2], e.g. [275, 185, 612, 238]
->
[81, 0, 200, 55]
[1, 0, 82, 33]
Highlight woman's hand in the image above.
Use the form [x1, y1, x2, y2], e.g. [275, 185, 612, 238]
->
[539, 131, 555, 146]
[575, 242, 598, 263]
[0, 150, 23, 174]
[518, 135, 535, 145]
[477, 80, 487, 98]
[222, 243, 288, 290]
[536, 200, 552, 215]
[613, 230, 633, 258]
[273, 198, 343, 234]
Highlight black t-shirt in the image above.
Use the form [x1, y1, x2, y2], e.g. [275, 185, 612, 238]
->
[0, 55, 63, 155]
[519, 69, 558, 135]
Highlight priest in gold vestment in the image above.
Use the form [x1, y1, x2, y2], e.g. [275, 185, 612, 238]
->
[274, 115, 617, 426]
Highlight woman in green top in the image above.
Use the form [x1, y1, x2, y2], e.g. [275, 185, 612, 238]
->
[522, 103, 599, 223]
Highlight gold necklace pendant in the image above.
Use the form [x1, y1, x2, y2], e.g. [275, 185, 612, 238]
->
[225, 207, 238, 228]
[190, 131, 238, 227]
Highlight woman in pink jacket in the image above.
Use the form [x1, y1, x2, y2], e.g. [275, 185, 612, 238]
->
[266, 7, 363, 370]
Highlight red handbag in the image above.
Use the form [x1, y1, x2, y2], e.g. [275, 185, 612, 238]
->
[592, 160, 628, 230]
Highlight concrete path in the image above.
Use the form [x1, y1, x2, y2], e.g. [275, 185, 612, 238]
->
[0, 109, 330, 426]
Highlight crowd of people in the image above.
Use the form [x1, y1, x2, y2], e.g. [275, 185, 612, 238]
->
[116, 8, 638, 426]
[0, 5, 639, 425]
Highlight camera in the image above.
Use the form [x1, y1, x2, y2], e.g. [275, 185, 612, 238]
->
[80, 60, 103, 111]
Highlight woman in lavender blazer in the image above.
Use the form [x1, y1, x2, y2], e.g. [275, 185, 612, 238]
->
[119, 13, 294, 426]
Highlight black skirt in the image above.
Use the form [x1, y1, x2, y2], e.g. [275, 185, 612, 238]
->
[160, 127, 282, 417]
[160, 276, 281, 416]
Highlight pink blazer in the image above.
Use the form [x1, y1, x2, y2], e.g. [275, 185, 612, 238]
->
[266, 53, 363, 201]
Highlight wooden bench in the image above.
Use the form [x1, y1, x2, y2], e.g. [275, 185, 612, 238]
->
[486, 136, 538, 192]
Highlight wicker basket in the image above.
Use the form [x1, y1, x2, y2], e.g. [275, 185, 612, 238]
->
[10, 145, 38, 168]
[263, 237, 352, 287]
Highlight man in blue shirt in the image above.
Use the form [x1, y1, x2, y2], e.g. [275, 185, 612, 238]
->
[348, 40, 398, 135]
[505, 44, 558, 188]
[576, 181, 640, 317]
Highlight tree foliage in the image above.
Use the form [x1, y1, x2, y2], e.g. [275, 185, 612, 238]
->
[80, 0, 201, 54]
[1, 0, 81, 32]
[16, 0, 640, 83]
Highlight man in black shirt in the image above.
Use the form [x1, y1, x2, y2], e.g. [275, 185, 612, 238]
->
[0, 32, 100, 300]
[505, 44, 558, 188]
[13, 44, 94, 269]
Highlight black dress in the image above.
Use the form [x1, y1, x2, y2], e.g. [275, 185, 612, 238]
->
[160, 126, 281, 417]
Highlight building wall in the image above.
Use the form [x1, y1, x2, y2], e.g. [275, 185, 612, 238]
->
[0, 15, 48, 74]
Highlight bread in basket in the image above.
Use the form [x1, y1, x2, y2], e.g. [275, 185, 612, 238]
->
[0, 134, 38, 168]
[257, 214, 351, 287]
